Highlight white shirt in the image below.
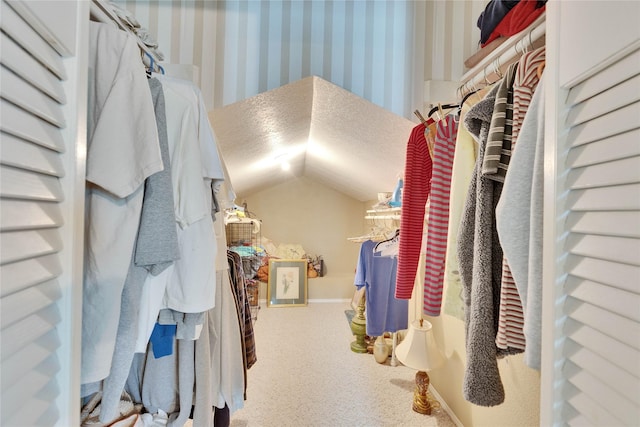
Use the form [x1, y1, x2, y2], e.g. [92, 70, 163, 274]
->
[82, 22, 163, 385]
[161, 81, 209, 228]
[164, 179, 217, 313]
[135, 77, 225, 349]
[155, 74, 225, 181]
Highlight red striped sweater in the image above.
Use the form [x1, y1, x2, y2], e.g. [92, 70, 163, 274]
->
[423, 115, 458, 315]
[395, 122, 432, 299]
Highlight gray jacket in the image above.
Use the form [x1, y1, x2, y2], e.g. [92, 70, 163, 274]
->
[457, 83, 507, 407]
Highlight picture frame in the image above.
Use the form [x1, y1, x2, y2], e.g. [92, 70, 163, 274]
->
[267, 259, 308, 307]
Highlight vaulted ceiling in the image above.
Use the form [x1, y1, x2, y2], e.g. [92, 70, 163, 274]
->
[111, 1, 484, 203]
[209, 76, 415, 202]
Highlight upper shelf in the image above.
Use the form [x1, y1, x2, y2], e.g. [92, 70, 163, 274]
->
[459, 12, 546, 97]
[365, 207, 401, 220]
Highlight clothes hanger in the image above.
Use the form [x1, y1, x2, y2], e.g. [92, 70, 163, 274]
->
[482, 65, 501, 88]
[428, 102, 458, 119]
[373, 228, 400, 254]
[458, 87, 481, 115]
[347, 220, 388, 243]
[144, 52, 153, 78]
[144, 51, 165, 77]
[428, 102, 457, 128]
[455, 83, 468, 121]
[493, 56, 504, 79]
[414, 109, 428, 125]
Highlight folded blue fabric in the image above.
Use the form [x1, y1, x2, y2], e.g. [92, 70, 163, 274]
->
[477, 0, 519, 44]
[149, 322, 176, 358]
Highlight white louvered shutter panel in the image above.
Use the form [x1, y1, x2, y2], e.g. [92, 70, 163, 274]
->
[555, 47, 640, 427]
[0, 1, 87, 426]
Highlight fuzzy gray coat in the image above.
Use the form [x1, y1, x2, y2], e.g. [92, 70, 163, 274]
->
[457, 84, 507, 407]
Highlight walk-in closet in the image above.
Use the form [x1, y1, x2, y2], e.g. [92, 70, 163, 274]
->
[1, 1, 638, 426]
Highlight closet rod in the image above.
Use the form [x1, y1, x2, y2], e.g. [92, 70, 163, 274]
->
[364, 215, 401, 220]
[459, 12, 546, 97]
[366, 208, 401, 214]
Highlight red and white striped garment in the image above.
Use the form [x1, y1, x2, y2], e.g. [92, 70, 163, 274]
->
[495, 46, 546, 352]
[423, 115, 458, 316]
[512, 47, 546, 146]
[395, 122, 433, 299]
[495, 261, 526, 350]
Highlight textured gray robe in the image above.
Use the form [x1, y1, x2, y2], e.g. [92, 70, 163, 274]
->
[457, 84, 507, 407]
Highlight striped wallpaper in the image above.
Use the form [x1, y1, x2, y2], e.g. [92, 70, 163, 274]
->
[116, 0, 483, 120]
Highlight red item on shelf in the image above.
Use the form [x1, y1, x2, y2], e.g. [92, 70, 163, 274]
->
[482, 0, 546, 48]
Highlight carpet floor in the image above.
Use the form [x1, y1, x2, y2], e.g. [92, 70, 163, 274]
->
[225, 302, 457, 427]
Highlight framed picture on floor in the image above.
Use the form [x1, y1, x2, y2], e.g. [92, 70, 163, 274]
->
[267, 259, 308, 307]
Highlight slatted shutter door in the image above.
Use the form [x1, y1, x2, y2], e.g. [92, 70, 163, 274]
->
[0, 1, 85, 425]
[558, 47, 640, 426]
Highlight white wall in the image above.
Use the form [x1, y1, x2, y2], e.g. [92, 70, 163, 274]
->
[241, 176, 366, 301]
[427, 314, 541, 427]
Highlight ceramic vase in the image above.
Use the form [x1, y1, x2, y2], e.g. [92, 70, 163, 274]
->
[373, 335, 390, 364]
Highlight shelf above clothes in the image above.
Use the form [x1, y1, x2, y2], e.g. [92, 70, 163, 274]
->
[365, 207, 402, 221]
[348, 207, 401, 242]
[458, 12, 546, 98]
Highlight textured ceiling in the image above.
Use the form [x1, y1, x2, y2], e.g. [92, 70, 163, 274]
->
[209, 76, 415, 202]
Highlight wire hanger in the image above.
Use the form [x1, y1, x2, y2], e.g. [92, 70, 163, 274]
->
[458, 88, 480, 115]
[428, 102, 458, 119]
[144, 52, 155, 77]
[144, 51, 164, 77]
[373, 227, 400, 254]
[483, 65, 501, 88]
[493, 56, 504, 79]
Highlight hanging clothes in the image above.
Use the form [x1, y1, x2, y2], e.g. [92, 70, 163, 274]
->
[424, 120, 438, 160]
[134, 76, 223, 353]
[83, 8, 247, 425]
[81, 21, 163, 387]
[443, 87, 492, 320]
[495, 46, 546, 354]
[512, 47, 546, 145]
[480, 62, 528, 356]
[154, 74, 226, 182]
[422, 114, 459, 316]
[355, 240, 408, 337]
[457, 83, 506, 407]
[157, 75, 222, 314]
[97, 77, 181, 424]
[208, 269, 246, 413]
[496, 75, 546, 371]
[192, 205, 245, 425]
[228, 250, 258, 371]
[483, 61, 518, 183]
[395, 122, 433, 299]
[126, 322, 197, 427]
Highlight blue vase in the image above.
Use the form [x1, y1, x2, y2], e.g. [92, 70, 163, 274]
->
[389, 178, 403, 207]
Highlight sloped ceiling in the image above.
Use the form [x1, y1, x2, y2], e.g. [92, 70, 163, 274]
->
[209, 76, 415, 202]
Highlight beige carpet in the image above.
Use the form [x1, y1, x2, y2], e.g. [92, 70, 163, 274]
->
[226, 302, 458, 427]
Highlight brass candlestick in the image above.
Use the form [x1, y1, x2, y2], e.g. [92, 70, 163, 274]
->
[350, 294, 367, 353]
